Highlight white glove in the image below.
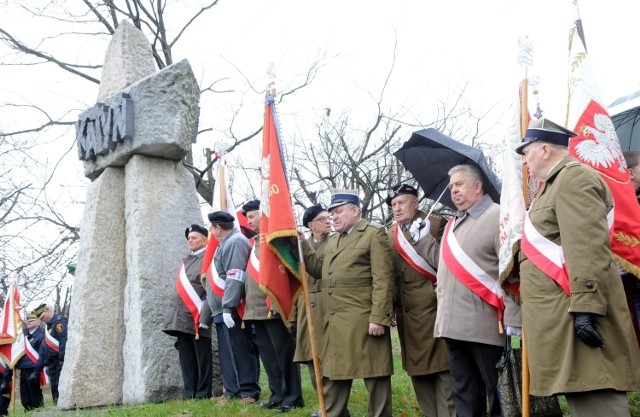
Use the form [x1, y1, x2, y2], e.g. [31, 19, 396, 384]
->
[222, 312, 235, 329]
[199, 323, 209, 330]
[506, 325, 522, 336]
[409, 218, 430, 242]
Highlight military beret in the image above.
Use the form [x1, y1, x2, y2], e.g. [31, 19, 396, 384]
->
[184, 224, 209, 240]
[241, 199, 260, 215]
[33, 303, 49, 319]
[515, 117, 577, 155]
[207, 211, 235, 225]
[302, 203, 328, 228]
[26, 311, 38, 321]
[385, 183, 418, 206]
[328, 189, 361, 211]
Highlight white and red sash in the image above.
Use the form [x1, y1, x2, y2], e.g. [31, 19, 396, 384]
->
[393, 224, 437, 283]
[441, 218, 505, 319]
[175, 262, 203, 337]
[521, 208, 614, 297]
[44, 329, 60, 353]
[25, 335, 39, 364]
[208, 246, 248, 319]
[246, 240, 266, 311]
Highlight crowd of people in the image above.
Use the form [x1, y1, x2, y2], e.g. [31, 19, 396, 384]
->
[162, 117, 640, 417]
[0, 304, 68, 415]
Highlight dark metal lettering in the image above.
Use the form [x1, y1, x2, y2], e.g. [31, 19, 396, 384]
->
[76, 93, 134, 161]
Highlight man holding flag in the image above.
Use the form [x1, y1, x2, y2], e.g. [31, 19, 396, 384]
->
[517, 117, 640, 416]
[162, 224, 213, 400]
[30, 303, 67, 404]
[205, 210, 261, 404]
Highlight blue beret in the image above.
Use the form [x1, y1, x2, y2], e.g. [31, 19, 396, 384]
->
[185, 224, 209, 239]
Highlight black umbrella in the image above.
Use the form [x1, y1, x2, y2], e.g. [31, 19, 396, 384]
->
[393, 128, 501, 210]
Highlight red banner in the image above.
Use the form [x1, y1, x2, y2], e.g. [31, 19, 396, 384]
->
[566, 27, 640, 276]
[258, 87, 301, 322]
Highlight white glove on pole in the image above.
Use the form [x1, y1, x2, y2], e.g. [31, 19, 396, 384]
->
[223, 312, 235, 329]
[409, 218, 431, 242]
[506, 325, 522, 337]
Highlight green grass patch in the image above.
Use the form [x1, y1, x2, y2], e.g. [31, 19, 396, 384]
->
[13, 330, 640, 416]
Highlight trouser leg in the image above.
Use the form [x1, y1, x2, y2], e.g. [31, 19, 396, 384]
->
[565, 390, 631, 417]
[364, 376, 392, 417]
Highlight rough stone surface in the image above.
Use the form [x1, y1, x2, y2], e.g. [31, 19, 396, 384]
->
[84, 59, 200, 180]
[121, 155, 204, 403]
[97, 20, 156, 101]
[58, 168, 127, 409]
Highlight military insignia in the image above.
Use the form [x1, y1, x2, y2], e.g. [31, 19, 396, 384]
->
[56, 323, 64, 333]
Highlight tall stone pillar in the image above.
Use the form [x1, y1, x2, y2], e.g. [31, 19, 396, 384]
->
[59, 20, 212, 408]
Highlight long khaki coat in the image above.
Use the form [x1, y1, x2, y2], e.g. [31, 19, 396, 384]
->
[304, 218, 394, 380]
[293, 237, 328, 363]
[388, 211, 450, 376]
[520, 157, 640, 396]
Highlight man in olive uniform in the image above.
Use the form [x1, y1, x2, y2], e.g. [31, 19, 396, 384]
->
[386, 183, 455, 417]
[242, 199, 304, 413]
[205, 211, 261, 404]
[162, 224, 213, 399]
[292, 204, 331, 417]
[433, 165, 521, 417]
[31, 303, 68, 404]
[302, 190, 395, 417]
[517, 117, 640, 417]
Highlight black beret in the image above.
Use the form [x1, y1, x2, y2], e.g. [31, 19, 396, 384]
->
[302, 203, 328, 228]
[385, 183, 418, 205]
[207, 211, 235, 225]
[241, 199, 260, 215]
[185, 224, 209, 239]
[33, 303, 49, 319]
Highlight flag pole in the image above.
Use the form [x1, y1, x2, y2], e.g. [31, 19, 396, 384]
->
[520, 79, 532, 417]
[296, 236, 327, 417]
[518, 36, 532, 417]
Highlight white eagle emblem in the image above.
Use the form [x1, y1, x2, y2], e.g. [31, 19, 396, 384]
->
[260, 155, 271, 217]
[575, 113, 627, 172]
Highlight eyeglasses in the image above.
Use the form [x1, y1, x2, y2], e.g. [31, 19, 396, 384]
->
[312, 216, 331, 223]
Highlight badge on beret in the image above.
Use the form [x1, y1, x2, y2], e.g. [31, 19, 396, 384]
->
[56, 323, 64, 333]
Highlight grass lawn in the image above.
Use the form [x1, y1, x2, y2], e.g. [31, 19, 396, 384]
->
[17, 330, 640, 416]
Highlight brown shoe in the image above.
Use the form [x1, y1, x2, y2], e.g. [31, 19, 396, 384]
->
[239, 397, 257, 405]
[214, 395, 228, 405]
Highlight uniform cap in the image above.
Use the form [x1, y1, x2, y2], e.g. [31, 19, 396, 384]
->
[27, 311, 38, 321]
[328, 189, 360, 211]
[33, 304, 49, 319]
[515, 117, 578, 155]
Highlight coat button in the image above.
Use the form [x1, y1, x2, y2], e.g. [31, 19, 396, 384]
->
[405, 308, 409, 312]
[328, 291, 332, 295]
[310, 302, 315, 308]
[330, 310, 335, 315]
[403, 290, 407, 294]
[586, 281, 594, 289]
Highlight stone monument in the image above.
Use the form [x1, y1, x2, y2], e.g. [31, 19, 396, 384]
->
[58, 21, 218, 408]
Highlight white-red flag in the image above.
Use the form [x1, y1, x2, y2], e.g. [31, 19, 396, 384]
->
[201, 155, 246, 317]
[0, 280, 25, 366]
[566, 26, 640, 276]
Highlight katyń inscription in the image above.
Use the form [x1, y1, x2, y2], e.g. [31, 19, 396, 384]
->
[76, 93, 134, 161]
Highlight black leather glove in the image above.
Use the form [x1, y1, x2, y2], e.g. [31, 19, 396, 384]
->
[0, 381, 9, 394]
[287, 322, 297, 338]
[574, 313, 604, 347]
[27, 371, 39, 383]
